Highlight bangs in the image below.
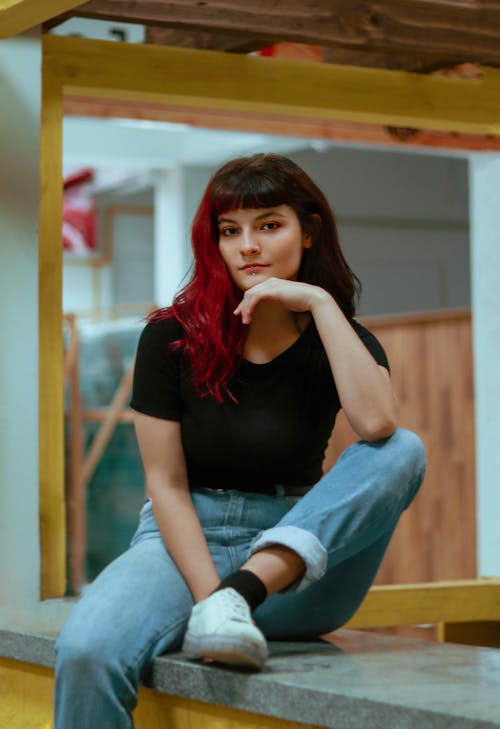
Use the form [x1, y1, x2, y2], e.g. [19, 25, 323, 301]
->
[211, 172, 290, 220]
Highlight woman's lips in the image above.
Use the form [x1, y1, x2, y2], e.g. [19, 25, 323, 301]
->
[241, 264, 268, 272]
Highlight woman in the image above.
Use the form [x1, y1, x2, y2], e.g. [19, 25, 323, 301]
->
[55, 154, 426, 728]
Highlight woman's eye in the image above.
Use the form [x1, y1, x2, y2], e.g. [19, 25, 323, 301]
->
[262, 222, 279, 231]
[220, 227, 237, 237]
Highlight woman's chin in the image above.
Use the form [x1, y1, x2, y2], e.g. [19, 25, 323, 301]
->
[234, 272, 268, 290]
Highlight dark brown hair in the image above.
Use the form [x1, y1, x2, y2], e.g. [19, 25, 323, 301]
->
[150, 153, 360, 402]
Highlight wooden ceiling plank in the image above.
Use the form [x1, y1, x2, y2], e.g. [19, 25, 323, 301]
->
[145, 26, 268, 52]
[322, 47, 464, 73]
[0, 0, 87, 38]
[69, 0, 500, 67]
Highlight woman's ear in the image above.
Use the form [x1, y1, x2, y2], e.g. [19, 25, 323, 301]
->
[311, 213, 322, 228]
[303, 213, 321, 248]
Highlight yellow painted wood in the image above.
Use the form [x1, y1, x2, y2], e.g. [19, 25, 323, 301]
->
[39, 51, 66, 599]
[38, 33, 500, 600]
[44, 34, 500, 135]
[0, 659, 53, 729]
[345, 579, 500, 629]
[438, 621, 500, 648]
[136, 687, 323, 729]
[0, 659, 323, 729]
[0, 0, 85, 39]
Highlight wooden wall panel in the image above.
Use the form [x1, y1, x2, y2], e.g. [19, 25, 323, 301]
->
[326, 310, 476, 584]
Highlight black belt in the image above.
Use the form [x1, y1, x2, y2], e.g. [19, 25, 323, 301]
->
[271, 484, 314, 497]
[191, 484, 314, 498]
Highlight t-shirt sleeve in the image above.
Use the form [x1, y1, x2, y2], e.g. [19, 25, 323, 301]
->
[351, 319, 390, 373]
[130, 318, 184, 421]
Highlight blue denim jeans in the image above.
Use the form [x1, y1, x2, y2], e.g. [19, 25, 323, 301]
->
[55, 427, 426, 729]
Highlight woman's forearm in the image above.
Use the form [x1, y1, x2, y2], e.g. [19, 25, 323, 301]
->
[310, 291, 398, 440]
[148, 483, 221, 602]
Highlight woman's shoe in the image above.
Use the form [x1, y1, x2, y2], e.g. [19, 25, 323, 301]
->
[182, 587, 268, 669]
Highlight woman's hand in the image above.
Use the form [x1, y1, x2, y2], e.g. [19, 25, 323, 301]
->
[233, 277, 332, 324]
[133, 413, 221, 602]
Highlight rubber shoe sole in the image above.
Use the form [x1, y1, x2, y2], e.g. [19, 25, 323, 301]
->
[182, 631, 268, 670]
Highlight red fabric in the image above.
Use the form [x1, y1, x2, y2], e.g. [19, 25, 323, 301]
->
[63, 169, 97, 254]
[256, 43, 322, 62]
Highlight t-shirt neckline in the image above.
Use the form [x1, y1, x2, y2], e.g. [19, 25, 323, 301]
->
[241, 318, 314, 371]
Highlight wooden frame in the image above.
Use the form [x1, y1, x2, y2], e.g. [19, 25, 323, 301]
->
[347, 578, 500, 647]
[0, 0, 84, 39]
[39, 33, 500, 599]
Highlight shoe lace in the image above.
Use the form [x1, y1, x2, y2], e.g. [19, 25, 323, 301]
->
[219, 589, 250, 622]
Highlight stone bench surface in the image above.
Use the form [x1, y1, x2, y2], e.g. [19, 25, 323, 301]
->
[1, 628, 500, 729]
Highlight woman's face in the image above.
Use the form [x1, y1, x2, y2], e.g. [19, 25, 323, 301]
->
[217, 204, 312, 291]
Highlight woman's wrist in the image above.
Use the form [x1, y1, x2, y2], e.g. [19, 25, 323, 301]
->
[309, 287, 336, 314]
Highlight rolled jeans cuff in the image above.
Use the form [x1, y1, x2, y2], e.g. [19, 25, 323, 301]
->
[249, 525, 327, 593]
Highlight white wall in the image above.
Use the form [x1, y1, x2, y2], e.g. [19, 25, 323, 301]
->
[0, 36, 73, 632]
[63, 265, 99, 313]
[153, 165, 212, 307]
[112, 211, 155, 307]
[469, 155, 500, 577]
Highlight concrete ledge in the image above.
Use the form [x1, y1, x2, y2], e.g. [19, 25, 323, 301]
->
[1, 628, 500, 728]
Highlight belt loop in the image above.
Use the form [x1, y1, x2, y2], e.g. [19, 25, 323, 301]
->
[274, 484, 286, 497]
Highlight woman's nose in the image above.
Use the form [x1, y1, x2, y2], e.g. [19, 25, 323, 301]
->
[240, 230, 260, 254]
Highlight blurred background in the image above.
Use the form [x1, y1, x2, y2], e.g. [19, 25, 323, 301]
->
[62, 112, 472, 600]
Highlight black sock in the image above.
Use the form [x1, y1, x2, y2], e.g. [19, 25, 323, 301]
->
[214, 569, 267, 612]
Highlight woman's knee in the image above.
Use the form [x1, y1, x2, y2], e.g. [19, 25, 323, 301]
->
[55, 630, 138, 728]
[393, 427, 426, 481]
[391, 427, 426, 465]
[56, 630, 123, 684]
[376, 427, 427, 510]
[346, 427, 427, 510]
[337, 426, 426, 488]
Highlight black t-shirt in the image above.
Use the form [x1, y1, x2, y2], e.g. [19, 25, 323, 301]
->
[130, 316, 389, 493]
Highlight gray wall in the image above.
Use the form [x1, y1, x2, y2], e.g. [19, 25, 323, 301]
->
[289, 147, 469, 316]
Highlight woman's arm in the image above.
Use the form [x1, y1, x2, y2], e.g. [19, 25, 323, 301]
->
[310, 291, 398, 441]
[133, 411, 221, 602]
[234, 277, 398, 441]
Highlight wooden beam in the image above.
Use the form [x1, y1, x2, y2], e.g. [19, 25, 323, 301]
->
[39, 42, 66, 599]
[322, 47, 453, 73]
[63, 95, 500, 152]
[42, 10, 73, 32]
[70, 0, 500, 68]
[438, 621, 500, 648]
[345, 580, 500, 629]
[145, 26, 267, 53]
[44, 35, 500, 135]
[0, 0, 86, 38]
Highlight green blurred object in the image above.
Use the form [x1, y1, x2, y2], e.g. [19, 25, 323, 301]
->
[85, 423, 144, 579]
[65, 319, 146, 586]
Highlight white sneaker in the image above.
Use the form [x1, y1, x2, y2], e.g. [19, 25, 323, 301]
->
[182, 588, 268, 669]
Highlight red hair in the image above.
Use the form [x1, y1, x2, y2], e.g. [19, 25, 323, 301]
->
[149, 154, 360, 403]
